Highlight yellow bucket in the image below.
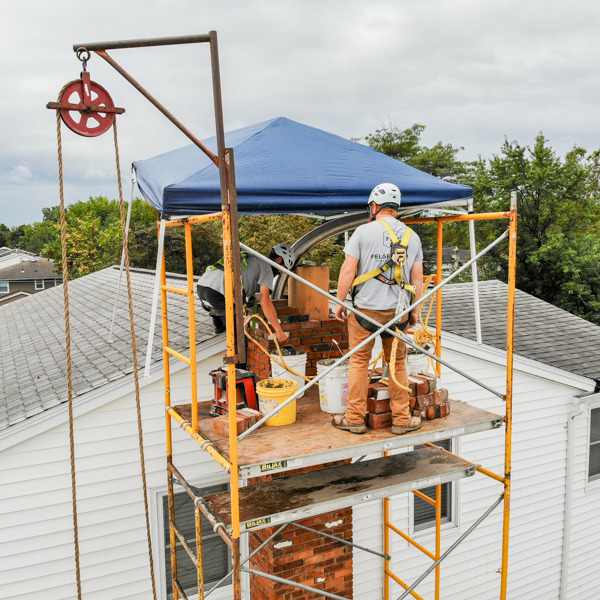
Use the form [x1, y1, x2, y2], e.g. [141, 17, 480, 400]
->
[256, 378, 298, 426]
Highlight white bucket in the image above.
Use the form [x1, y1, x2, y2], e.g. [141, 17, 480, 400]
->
[317, 359, 350, 414]
[270, 351, 308, 398]
[407, 351, 428, 376]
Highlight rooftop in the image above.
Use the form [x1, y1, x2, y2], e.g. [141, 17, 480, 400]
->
[437, 280, 600, 383]
[0, 266, 215, 430]
[0, 258, 57, 280]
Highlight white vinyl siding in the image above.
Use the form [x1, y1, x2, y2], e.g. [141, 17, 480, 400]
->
[0, 350, 230, 600]
[353, 346, 586, 600]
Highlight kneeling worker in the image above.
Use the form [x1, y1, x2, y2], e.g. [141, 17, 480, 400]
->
[197, 243, 295, 344]
[333, 183, 423, 435]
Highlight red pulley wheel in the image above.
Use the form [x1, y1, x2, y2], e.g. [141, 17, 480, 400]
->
[57, 74, 117, 137]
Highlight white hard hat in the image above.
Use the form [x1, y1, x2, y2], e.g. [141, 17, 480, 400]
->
[271, 243, 296, 270]
[368, 183, 401, 208]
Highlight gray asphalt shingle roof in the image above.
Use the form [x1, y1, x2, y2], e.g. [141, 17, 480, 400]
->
[0, 266, 216, 430]
[437, 280, 600, 383]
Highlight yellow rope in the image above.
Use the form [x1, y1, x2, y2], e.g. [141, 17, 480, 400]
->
[56, 109, 82, 600]
[243, 313, 312, 382]
[113, 121, 158, 600]
[388, 274, 437, 390]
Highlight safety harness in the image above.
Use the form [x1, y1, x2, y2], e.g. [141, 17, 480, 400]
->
[350, 220, 416, 338]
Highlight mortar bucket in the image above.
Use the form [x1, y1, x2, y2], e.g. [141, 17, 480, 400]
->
[317, 359, 350, 414]
[256, 378, 298, 426]
[270, 350, 307, 398]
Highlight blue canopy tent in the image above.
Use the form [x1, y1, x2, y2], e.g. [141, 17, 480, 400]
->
[133, 117, 472, 216]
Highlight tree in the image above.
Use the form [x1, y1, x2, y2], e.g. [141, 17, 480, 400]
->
[356, 120, 473, 272]
[469, 134, 600, 323]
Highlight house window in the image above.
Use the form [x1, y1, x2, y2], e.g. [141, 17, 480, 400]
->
[589, 408, 600, 481]
[163, 482, 230, 599]
[413, 439, 453, 532]
[35, 280, 44, 290]
[0, 281, 8, 294]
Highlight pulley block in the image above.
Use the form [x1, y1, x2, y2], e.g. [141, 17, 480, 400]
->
[46, 49, 124, 137]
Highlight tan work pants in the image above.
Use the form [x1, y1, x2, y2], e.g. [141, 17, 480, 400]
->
[345, 309, 411, 427]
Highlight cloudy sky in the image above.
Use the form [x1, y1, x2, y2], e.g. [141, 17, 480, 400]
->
[1, 0, 599, 226]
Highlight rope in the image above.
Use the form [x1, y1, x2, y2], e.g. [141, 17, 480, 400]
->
[56, 110, 82, 600]
[113, 120, 158, 600]
[388, 274, 437, 391]
[243, 313, 312, 382]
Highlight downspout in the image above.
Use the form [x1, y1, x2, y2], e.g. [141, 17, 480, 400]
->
[560, 384, 600, 600]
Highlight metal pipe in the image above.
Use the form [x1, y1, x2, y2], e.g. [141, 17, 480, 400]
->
[242, 567, 350, 600]
[172, 578, 189, 600]
[387, 522, 435, 561]
[184, 222, 199, 433]
[291, 521, 390, 560]
[384, 451, 390, 600]
[435, 484, 441, 600]
[476, 465, 506, 484]
[435, 220, 443, 377]
[165, 212, 223, 227]
[172, 521, 197, 567]
[386, 570, 426, 600]
[74, 34, 211, 51]
[397, 494, 504, 600]
[467, 199, 483, 345]
[412, 490, 436, 507]
[144, 219, 166, 378]
[164, 346, 192, 365]
[95, 50, 218, 166]
[109, 172, 135, 343]
[196, 504, 204, 599]
[403, 212, 511, 224]
[240, 228, 509, 439]
[167, 409, 232, 473]
[204, 523, 289, 599]
[500, 193, 518, 598]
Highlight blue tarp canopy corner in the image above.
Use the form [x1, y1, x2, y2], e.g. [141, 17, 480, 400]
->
[133, 117, 472, 216]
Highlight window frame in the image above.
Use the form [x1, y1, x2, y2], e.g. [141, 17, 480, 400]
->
[35, 279, 44, 290]
[586, 403, 600, 490]
[409, 437, 460, 539]
[153, 474, 235, 600]
[0, 281, 8, 294]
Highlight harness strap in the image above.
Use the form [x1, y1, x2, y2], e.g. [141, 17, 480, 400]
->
[354, 313, 411, 338]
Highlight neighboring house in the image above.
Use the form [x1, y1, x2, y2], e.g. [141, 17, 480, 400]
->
[1, 271, 600, 600]
[0, 247, 59, 305]
[423, 246, 470, 276]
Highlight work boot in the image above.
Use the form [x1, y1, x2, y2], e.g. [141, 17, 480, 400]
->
[210, 315, 226, 335]
[391, 416, 422, 435]
[332, 414, 367, 434]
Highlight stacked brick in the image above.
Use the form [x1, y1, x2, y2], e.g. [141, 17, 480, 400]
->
[212, 408, 262, 437]
[246, 299, 349, 380]
[366, 372, 451, 429]
[249, 462, 353, 599]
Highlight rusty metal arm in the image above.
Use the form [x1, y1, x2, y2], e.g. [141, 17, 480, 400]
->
[73, 34, 211, 51]
[92, 49, 218, 166]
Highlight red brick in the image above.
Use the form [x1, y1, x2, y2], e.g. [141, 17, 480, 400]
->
[417, 372, 437, 393]
[441, 388, 449, 401]
[409, 396, 416, 410]
[432, 390, 443, 405]
[367, 397, 390, 414]
[367, 411, 392, 429]
[212, 413, 249, 436]
[300, 320, 322, 329]
[281, 322, 301, 331]
[426, 405, 436, 420]
[409, 375, 428, 396]
[416, 394, 431, 409]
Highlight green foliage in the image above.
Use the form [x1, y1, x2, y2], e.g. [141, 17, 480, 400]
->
[128, 221, 223, 276]
[238, 215, 345, 285]
[467, 135, 600, 323]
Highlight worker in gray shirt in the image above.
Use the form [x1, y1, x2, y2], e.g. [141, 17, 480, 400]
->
[198, 243, 296, 344]
[334, 183, 423, 435]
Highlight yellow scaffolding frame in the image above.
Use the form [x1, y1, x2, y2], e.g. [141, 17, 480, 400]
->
[68, 31, 518, 600]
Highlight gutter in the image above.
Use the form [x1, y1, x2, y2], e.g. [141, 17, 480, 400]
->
[560, 383, 600, 600]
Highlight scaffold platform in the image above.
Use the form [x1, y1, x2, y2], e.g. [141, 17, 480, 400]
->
[174, 387, 502, 479]
[203, 445, 478, 533]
